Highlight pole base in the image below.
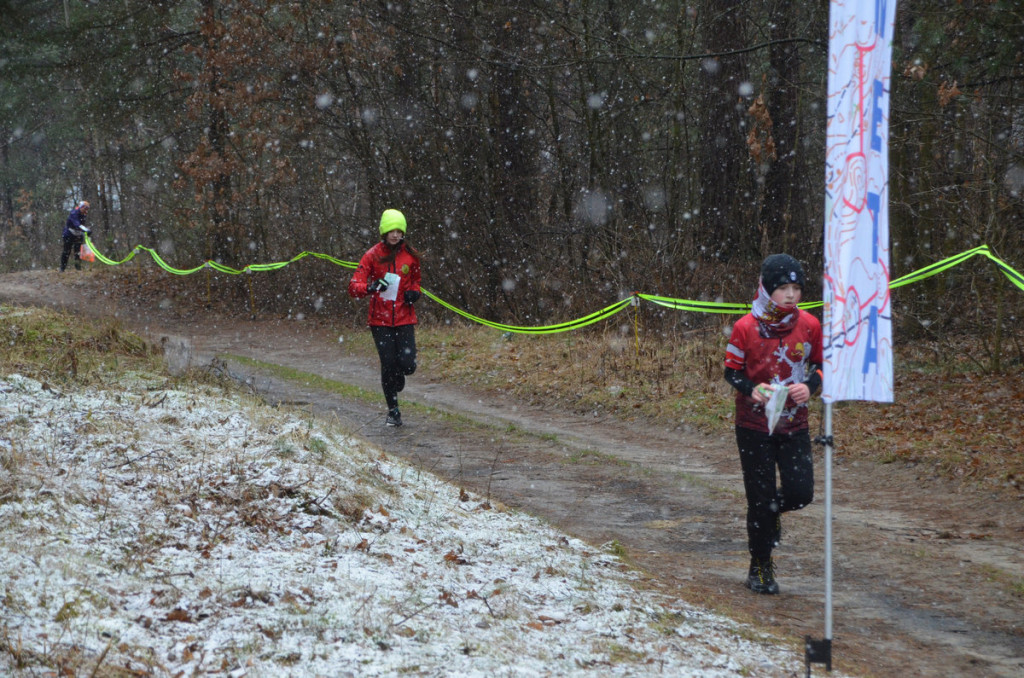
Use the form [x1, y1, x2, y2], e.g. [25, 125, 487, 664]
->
[804, 636, 832, 676]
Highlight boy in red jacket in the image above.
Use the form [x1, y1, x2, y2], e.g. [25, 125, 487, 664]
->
[724, 254, 823, 594]
[348, 210, 423, 426]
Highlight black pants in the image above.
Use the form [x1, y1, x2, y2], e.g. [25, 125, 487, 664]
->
[736, 426, 814, 560]
[60, 234, 84, 271]
[370, 325, 417, 410]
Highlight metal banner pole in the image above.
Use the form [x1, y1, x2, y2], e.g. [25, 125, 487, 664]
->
[806, 402, 834, 674]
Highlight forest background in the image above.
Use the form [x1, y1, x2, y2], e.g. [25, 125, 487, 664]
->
[1, 0, 1023, 359]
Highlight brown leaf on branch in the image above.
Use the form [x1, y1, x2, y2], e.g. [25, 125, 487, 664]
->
[938, 80, 962, 107]
[746, 94, 776, 163]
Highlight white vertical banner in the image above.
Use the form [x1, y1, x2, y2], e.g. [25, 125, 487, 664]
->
[823, 0, 897, 404]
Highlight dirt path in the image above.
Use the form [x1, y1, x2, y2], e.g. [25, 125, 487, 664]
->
[3, 270, 1022, 678]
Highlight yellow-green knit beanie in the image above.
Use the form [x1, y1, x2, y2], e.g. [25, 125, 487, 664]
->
[379, 209, 407, 237]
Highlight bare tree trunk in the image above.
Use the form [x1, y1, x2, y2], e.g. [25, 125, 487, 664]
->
[759, 0, 805, 256]
[697, 0, 753, 260]
[0, 136, 13, 241]
[201, 0, 234, 264]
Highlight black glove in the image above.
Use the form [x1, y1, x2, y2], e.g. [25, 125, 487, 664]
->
[403, 290, 421, 304]
[368, 278, 389, 293]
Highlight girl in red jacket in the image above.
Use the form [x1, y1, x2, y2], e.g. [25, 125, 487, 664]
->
[724, 254, 823, 594]
[348, 209, 423, 426]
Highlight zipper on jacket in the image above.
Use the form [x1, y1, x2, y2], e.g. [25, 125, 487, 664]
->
[389, 260, 397, 326]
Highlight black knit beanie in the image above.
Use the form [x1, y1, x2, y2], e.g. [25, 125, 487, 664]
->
[760, 254, 805, 295]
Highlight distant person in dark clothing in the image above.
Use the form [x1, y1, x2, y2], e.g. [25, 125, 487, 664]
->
[60, 201, 91, 272]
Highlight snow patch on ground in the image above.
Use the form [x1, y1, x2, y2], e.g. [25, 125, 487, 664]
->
[0, 372, 846, 676]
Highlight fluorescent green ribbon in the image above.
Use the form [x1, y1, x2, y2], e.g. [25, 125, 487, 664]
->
[81, 236, 1023, 332]
[889, 245, 1024, 292]
[86, 239, 359, 275]
[423, 291, 634, 335]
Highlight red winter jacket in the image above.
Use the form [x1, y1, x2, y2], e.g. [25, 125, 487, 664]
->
[348, 241, 422, 327]
[724, 309, 823, 435]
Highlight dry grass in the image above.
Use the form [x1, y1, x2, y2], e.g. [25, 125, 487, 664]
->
[419, 320, 735, 431]
[408, 320, 1024, 503]
[831, 338, 1024, 493]
[0, 304, 163, 385]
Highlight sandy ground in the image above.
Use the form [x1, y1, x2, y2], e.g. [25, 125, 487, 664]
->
[2, 268, 1022, 678]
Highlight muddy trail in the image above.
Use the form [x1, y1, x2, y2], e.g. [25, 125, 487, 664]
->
[2, 270, 1022, 678]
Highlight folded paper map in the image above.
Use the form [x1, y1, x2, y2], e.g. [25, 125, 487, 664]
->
[764, 385, 789, 435]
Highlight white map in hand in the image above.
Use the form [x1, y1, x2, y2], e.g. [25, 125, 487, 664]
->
[380, 272, 401, 302]
[764, 385, 789, 435]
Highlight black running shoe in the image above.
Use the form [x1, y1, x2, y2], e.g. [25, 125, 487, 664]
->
[385, 408, 403, 427]
[746, 557, 780, 595]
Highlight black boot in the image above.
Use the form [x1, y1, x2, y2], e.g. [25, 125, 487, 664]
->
[385, 408, 403, 427]
[746, 557, 779, 594]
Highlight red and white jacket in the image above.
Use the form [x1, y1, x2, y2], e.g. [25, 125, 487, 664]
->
[724, 309, 823, 434]
[348, 241, 422, 327]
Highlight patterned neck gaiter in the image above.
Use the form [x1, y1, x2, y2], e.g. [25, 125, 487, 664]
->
[751, 279, 799, 338]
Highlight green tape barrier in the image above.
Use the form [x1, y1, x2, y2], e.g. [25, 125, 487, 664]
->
[889, 244, 1024, 293]
[424, 290, 634, 335]
[639, 293, 824, 314]
[82, 236, 1022, 333]
[84, 236, 634, 334]
[636, 295, 750, 314]
[86, 240, 360, 274]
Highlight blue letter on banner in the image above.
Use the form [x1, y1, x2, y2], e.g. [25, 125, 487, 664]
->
[862, 305, 879, 375]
